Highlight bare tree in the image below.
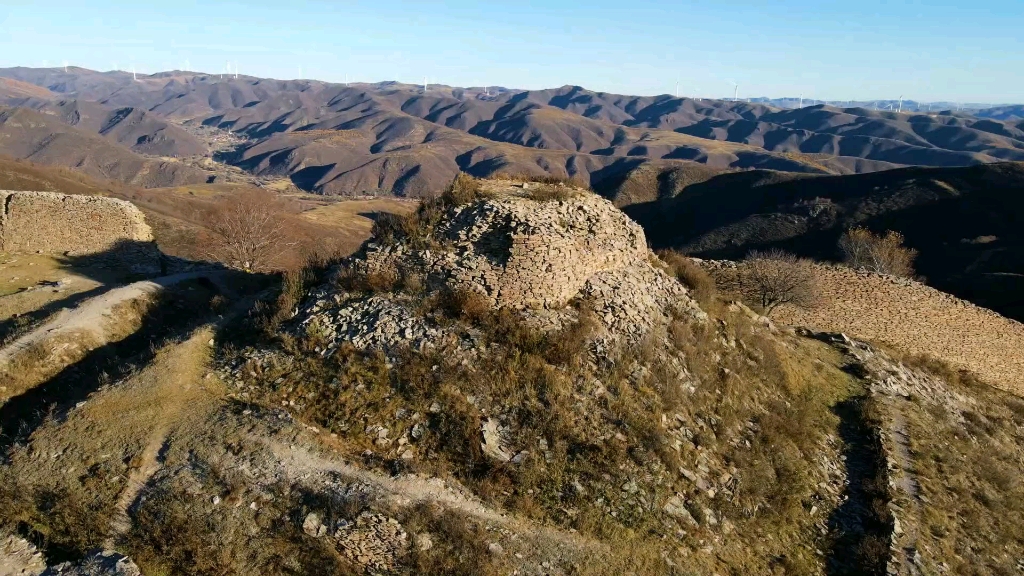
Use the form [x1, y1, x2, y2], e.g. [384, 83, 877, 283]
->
[739, 249, 818, 316]
[839, 227, 917, 277]
[202, 189, 293, 272]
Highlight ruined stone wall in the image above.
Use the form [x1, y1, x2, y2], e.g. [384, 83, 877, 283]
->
[368, 189, 650, 309]
[710, 261, 1024, 393]
[0, 190, 153, 255]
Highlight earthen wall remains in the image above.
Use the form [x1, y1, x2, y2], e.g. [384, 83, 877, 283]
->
[0, 190, 153, 255]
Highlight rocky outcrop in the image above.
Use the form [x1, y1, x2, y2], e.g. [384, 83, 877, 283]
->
[295, 182, 701, 355]
[0, 191, 152, 256]
[0, 535, 45, 576]
[365, 185, 651, 309]
[0, 537, 140, 576]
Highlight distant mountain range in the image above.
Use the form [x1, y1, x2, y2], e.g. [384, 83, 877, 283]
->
[0, 67, 1022, 196]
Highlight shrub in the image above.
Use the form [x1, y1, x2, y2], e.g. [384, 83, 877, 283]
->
[739, 249, 818, 316]
[428, 287, 493, 324]
[440, 173, 486, 206]
[371, 173, 486, 248]
[657, 250, 717, 308]
[493, 172, 591, 190]
[523, 184, 579, 202]
[839, 227, 917, 277]
[199, 189, 295, 272]
[335, 264, 402, 294]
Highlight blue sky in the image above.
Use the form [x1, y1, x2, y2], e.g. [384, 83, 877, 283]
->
[1, 0, 1021, 103]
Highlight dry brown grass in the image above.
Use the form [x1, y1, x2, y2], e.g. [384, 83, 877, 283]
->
[232, 264, 861, 572]
[890, 359, 1024, 574]
[657, 249, 717, 309]
[0, 155, 132, 197]
[0, 296, 153, 401]
[372, 173, 489, 248]
[0, 325, 225, 565]
[491, 171, 591, 190]
[523, 184, 581, 202]
[126, 477, 356, 576]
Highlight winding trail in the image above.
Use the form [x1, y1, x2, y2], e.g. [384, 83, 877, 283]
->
[0, 270, 232, 368]
[887, 409, 924, 576]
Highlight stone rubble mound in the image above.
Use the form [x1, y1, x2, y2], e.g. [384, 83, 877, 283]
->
[367, 187, 649, 309]
[297, 293, 448, 354]
[294, 182, 701, 353]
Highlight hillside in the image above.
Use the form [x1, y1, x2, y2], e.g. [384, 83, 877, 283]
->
[977, 104, 1024, 122]
[3, 67, 1022, 197]
[6, 99, 208, 157]
[0, 155, 133, 196]
[0, 107, 210, 188]
[625, 162, 1024, 321]
[0, 77, 54, 100]
[1, 177, 1022, 575]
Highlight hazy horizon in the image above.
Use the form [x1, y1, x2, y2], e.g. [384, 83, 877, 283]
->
[1, 0, 1021, 104]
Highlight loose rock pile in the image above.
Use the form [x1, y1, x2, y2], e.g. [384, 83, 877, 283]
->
[0, 537, 141, 576]
[366, 185, 651, 310]
[296, 293, 451, 355]
[294, 182, 701, 354]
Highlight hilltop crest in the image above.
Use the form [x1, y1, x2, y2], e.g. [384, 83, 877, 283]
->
[293, 179, 699, 355]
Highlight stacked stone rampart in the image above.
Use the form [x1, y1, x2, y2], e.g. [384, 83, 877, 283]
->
[0, 190, 153, 255]
[708, 260, 1024, 394]
[367, 188, 651, 309]
[298, 183, 702, 354]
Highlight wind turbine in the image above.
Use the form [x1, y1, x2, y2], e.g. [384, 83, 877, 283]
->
[63, 61, 68, 73]
[675, 80, 679, 98]
[234, 62, 238, 79]
[133, 65, 137, 81]
[732, 82, 739, 101]
[799, 94, 803, 108]
[897, 95, 904, 113]
[423, 76, 428, 92]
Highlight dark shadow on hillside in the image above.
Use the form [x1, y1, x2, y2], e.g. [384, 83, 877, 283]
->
[624, 163, 1024, 321]
[54, 239, 229, 284]
[0, 284, 109, 344]
[0, 279, 226, 456]
[825, 397, 892, 576]
[290, 163, 335, 191]
[1, 240, 189, 343]
[0, 241, 264, 456]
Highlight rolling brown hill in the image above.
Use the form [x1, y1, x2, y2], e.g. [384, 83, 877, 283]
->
[1, 67, 1022, 198]
[7, 99, 208, 157]
[0, 106, 209, 188]
[0, 155, 132, 196]
[622, 161, 1024, 321]
[0, 77, 54, 100]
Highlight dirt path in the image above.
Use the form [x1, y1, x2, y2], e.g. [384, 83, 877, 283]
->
[0, 270, 230, 367]
[267, 439, 601, 554]
[887, 409, 924, 575]
[103, 287, 270, 545]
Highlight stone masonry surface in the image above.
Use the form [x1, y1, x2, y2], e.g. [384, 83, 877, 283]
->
[294, 183, 702, 354]
[365, 185, 651, 310]
[0, 190, 152, 255]
[709, 261, 1024, 394]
